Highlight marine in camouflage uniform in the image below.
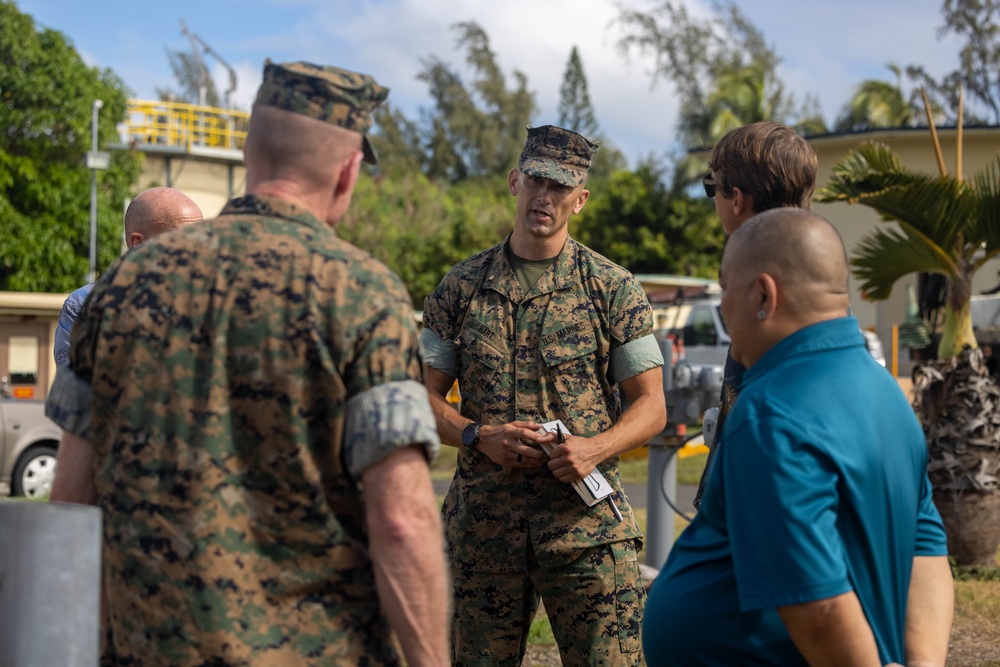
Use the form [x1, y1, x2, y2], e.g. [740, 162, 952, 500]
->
[421, 125, 667, 666]
[45, 61, 449, 666]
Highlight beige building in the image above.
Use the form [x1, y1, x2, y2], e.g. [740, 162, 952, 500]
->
[809, 126, 1000, 374]
[0, 292, 65, 401]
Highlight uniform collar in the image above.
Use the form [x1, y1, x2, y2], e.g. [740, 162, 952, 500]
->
[219, 193, 331, 234]
[482, 235, 582, 302]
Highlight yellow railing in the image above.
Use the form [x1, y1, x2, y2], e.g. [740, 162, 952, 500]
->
[125, 99, 250, 152]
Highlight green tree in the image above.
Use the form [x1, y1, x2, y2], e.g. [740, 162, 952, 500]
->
[615, 0, 825, 190]
[575, 162, 722, 276]
[818, 142, 1000, 564]
[370, 103, 426, 176]
[418, 22, 536, 182]
[908, 0, 1000, 125]
[616, 0, 823, 148]
[337, 172, 513, 307]
[558, 46, 599, 137]
[0, 1, 143, 292]
[835, 65, 917, 132]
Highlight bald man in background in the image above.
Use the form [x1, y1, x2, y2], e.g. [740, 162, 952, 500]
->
[643, 209, 953, 667]
[53, 186, 203, 367]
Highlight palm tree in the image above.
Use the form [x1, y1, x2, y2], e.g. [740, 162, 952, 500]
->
[673, 64, 828, 191]
[835, 64, 916, 132]
[817, 141, 1000, 566]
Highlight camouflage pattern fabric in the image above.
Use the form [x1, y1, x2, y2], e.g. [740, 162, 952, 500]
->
[518, 125, 599, 187]
[254, 60, 388, 164]
[63, 193, 432, 666]
[423, 236, 651, 572]
[451, 541, 645, 666]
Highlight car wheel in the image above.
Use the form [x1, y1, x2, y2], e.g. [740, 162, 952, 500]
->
[12, 444, 58, 499]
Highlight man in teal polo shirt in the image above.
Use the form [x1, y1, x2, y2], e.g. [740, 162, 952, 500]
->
[643, 209, 953, 667]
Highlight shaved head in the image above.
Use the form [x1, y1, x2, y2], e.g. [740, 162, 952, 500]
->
[245, 105, 362, 192]
[720, 208, 851, 366]
[124, 187, 203, 248]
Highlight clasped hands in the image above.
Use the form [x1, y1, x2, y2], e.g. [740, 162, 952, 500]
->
[474, 421, 603, 483]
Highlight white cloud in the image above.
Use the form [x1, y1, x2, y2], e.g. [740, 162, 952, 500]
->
[33, 0, 964, 165]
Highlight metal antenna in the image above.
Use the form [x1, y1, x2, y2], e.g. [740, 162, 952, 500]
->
[179, 19, 238, 108]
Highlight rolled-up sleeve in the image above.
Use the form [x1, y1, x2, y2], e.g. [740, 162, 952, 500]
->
[420, 328, 458, 377]
[45, 366, 93, 439]
[609, 333, 663, 383]
[343, 379, 441, 478]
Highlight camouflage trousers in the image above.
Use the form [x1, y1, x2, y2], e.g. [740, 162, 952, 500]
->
[451, 539, 645, 667]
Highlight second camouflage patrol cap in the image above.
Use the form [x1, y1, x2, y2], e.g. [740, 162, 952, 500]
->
[254, 60, 389, 164]
[518, 125, 599, 187]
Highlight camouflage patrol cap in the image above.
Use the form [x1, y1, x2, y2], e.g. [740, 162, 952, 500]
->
[518, 125, 599, 187]
[254, 60, 389, 164]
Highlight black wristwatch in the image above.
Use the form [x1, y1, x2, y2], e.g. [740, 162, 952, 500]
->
[461, 422, 481, 449]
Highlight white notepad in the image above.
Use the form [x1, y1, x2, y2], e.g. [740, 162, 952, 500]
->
[538, 419, 615, 507]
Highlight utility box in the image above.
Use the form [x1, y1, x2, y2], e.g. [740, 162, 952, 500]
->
[0, 501, 102, 667]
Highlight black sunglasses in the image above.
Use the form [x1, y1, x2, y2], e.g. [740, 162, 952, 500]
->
[702, 173, 717, 199]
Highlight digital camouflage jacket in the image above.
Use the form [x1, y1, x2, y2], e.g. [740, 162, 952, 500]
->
[48, 194, 438, 666]
[423, 236, 659, 572]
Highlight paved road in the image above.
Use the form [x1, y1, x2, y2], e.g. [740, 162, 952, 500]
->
[432, 479, 697, 516]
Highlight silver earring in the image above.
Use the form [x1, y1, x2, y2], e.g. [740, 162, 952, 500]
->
[757, 310, 767, 320]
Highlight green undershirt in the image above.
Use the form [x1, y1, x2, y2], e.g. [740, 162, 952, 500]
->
[507, 246, 558, 293]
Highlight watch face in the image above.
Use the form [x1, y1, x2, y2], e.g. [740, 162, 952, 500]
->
[462, 423, 480, 447]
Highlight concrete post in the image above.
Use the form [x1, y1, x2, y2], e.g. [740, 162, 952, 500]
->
[0, 501, 102, 667]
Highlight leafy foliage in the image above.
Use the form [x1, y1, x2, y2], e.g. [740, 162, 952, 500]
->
[416, 22, 536, 182]
[817, 142, 1000, 356]
[908, 0, 1000, 125]
[337, 172, 514, 307]
[615, 0, 825, 191]
[835, 64, 918, 132]
[558, 46, 599, 137]
[615, 0, 824, 150]
[0, 0, 142, 292]
[575, 163, 722, 277]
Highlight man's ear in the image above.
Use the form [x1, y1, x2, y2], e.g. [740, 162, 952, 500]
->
[573, 188, 590, 215]
[327, 151, 364, 224]
[127, 232, 145, 249]
[731, 187, 756, 220]
[508, 168, 519, 196]
[756, 272, 779, 319]
[336, 151, 364, 198]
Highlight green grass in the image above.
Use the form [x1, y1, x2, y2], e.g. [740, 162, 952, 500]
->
[528, 614, 556, 645]
[431, 443, 708, 487]
[605, 450, 708, 486]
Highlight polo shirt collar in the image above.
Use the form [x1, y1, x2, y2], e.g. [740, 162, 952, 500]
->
[744, 316, 866, 383]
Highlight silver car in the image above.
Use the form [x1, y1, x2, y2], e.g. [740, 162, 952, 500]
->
[0, 394, 61, 498]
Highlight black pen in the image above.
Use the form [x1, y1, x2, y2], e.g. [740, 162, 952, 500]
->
[556, 423, 566, 444]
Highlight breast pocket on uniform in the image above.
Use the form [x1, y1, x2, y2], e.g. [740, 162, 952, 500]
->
[457, 318, 507, 412]
[540, 321, 599, 414]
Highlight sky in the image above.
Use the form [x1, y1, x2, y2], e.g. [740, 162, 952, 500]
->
[19, 0, 965, 167]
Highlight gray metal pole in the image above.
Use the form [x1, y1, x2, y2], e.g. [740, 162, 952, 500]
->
[0, 502, 103, 667]
[645, 337, 678, 570]
[86, 99, 103, 284]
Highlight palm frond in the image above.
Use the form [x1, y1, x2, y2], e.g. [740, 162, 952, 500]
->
[972, 155, 1000, 255]
[818, 142, 977, 252]
[852, 226, 958, 300]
